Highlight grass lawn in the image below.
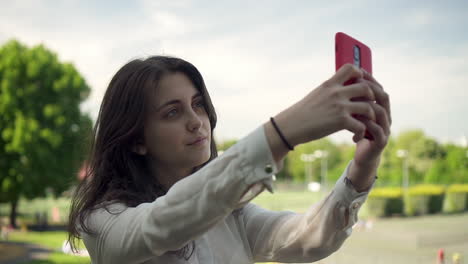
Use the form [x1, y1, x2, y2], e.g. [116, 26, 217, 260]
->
[252, 188, 371, 219]
[6, 231, 90, 264]
[23, 252, 90, 264]
[8, 231, 81, 250]
[252, 189, 324, 212]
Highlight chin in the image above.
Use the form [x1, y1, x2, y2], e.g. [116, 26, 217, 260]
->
[190, 155, 211, 173]
[202, 151, 211, 163]
[189, 152, 210, 167]
[200, 151, 211, 164]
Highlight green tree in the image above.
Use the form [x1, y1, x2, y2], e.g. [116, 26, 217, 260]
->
[424, 158, 448, 184]
[377, 136, 404, 186]
[0, 39, 92, 227]
[443, 143, 468, 183]
[392, 130, 444, 185]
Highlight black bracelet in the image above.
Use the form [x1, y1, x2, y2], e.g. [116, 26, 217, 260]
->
[270, 117, 294, 151]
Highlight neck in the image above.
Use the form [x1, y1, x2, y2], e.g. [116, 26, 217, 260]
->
[147, 160, 193, 191]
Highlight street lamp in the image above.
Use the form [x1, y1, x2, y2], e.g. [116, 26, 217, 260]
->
[301, 150, 329, 192]
[397, 149, 409, 194]
[301, 154, 316, 188]
[314, 150, 329, 193]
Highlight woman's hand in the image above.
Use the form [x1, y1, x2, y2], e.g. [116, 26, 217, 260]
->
[352, 70, 392, 166]
[265, 64, 390, 175]
[273, 63, 379, 147]
[346, 70, 391, 192]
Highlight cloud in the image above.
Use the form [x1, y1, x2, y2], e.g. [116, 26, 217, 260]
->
[372, 43, 468, 145]
[403, 8, 437, 28]
[1, 0, 467, 146]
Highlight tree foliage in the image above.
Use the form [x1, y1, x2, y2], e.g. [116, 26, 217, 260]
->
[0, 39, 92, 225]
[217, 130, 468, 187]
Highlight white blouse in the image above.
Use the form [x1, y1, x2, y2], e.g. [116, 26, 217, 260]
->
[80, 124, 376, 264]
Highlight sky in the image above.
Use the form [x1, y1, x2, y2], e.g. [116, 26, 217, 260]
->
[1, 0, 467, 146]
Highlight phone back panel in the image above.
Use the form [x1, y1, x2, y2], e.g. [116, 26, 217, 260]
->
[335, 32, 372, 75]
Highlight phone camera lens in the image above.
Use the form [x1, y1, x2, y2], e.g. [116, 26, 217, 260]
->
[353, 45, 361, 67]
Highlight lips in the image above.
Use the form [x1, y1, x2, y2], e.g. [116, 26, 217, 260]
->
[188, 136, 207, 145]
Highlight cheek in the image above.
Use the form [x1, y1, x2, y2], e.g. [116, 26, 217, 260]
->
[144, 123, 183, 153]
[203, 121, 212, 144]
[203, 116, 212, 134]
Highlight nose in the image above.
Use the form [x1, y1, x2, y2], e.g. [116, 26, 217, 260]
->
[187, 109, 203, 132]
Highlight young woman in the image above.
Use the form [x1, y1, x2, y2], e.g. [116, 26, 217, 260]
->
[68, 55, 391, 263]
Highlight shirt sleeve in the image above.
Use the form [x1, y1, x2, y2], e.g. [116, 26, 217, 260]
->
[241, 159, 377, 263]
[79, 124, 280, 263]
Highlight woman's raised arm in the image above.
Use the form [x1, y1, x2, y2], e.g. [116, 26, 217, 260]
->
[80, 124, 282, 263]
[240, 159, 376, 263]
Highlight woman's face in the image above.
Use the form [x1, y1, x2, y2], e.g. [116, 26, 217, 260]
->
[138, 72, 212, 174]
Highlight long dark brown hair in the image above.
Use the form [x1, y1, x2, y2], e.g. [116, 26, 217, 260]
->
[67, 55, 218, 259]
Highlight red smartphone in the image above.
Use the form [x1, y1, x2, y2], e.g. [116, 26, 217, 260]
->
[335, 32, 374, 141]
[335, 32, 372, 75]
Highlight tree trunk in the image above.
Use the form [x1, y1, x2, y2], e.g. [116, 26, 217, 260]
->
[9, 198, 18, 229]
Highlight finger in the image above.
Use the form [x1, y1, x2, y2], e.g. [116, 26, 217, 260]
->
[344, 115, 367, 143]
[346, 101, 377, 123]
[330, 63, 364, 86]
[359, 118, 387, 147]
[362, 69, 381, 86]
[343, 81, 376, 102]
[361, 73, 392, 126]
[362, 79, 391, 124]
[368, 102, 390, 136]
[353, 133, 363, 143]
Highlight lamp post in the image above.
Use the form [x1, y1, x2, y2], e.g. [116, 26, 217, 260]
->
[314, 150, 329, 193]
[301, 154, 316, 187]
[460, 135, 467, 181]
[465, 150, 468, 181]
[397, 149, 409, 194]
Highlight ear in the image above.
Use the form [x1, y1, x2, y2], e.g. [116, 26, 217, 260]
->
[132, 140, 147, 155]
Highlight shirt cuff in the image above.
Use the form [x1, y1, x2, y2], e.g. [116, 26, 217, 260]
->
[330, 159, 378, 232]
[334, 159, 377, 201]
[234, 125, 280, 208]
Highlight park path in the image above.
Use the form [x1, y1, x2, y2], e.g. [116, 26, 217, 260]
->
[0, 241, 51, 264]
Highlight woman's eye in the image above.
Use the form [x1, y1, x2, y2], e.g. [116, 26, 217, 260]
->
[165, 102, 204, 118]
[166, 109, 178, 117]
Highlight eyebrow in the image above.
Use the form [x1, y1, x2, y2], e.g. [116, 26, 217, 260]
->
[156, 92, 202, 112]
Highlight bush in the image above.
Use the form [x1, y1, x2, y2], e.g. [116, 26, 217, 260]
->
[364, 184, 468, 217]
[404, 184, 445, 216]
[367, 187, 403, 217]
[442, 184, 468, 213]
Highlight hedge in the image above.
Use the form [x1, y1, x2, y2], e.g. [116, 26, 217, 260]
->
[365, 184, 468, 217]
